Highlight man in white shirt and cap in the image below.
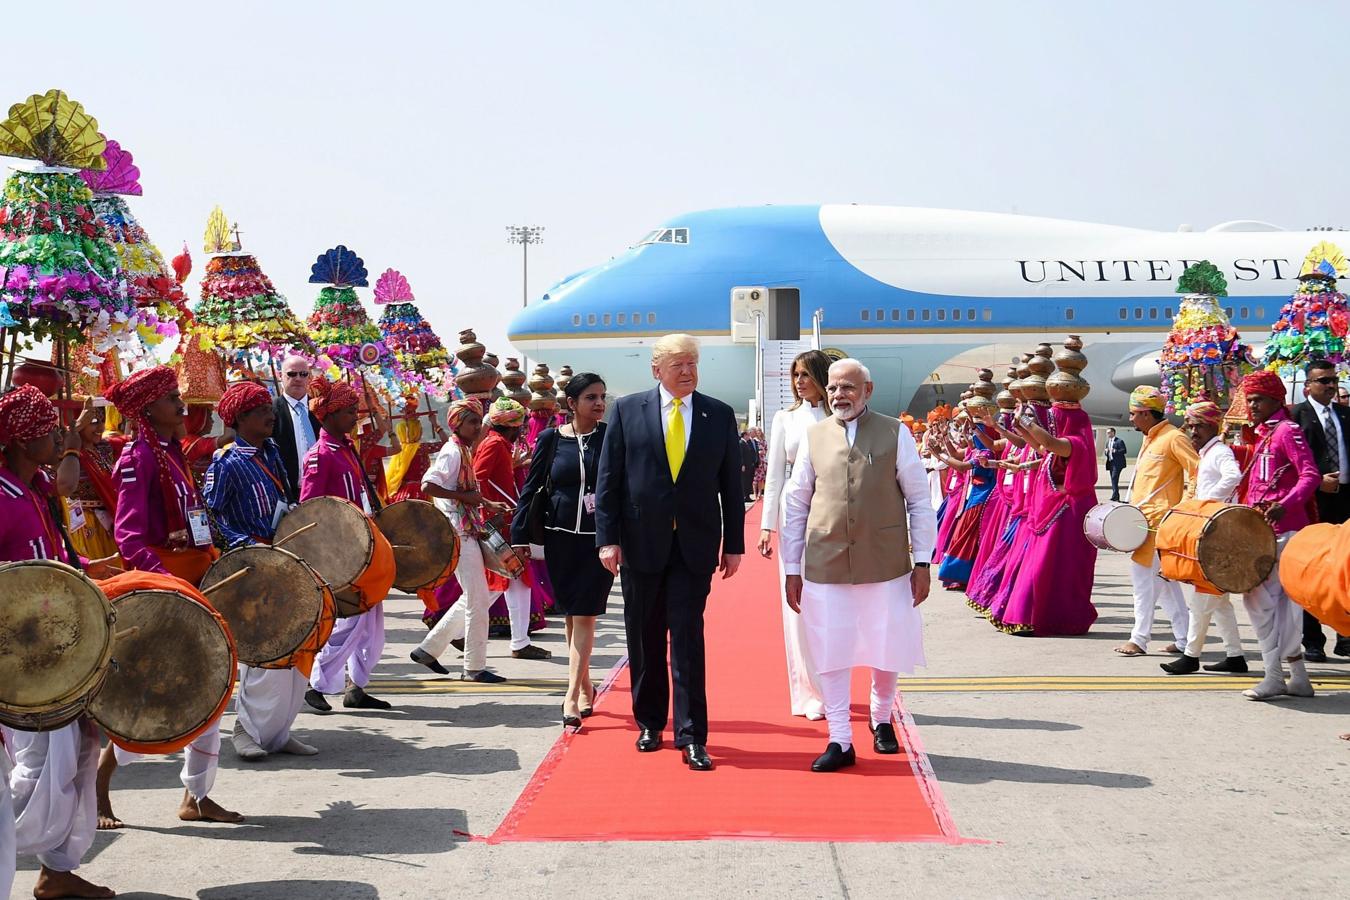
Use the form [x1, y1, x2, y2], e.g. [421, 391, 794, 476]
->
[781, 358, 936, 772]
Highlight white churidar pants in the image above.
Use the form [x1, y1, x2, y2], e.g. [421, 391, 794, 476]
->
[112, 714, 222, 800]
[421, 537, 492, 673]
[1, 739, 13, 897]
[1243, 533, 1303, 681]
[777, 530, 823, 718]
[3, 719, 98, 872]
[310, 606, 386, 693]
[816, 668, 899, 749]
[236, 666, 309, 752]
[1184, 591, 1243, 659]
[501, 579, 533, 651]
[1128, 555, 1189, 652]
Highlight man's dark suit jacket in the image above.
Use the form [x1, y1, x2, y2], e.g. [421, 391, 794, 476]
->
[272, 394, 322, 504]
[1291, 399, 1350, 524]
[1106, 437, 1127, 472]
[595, 387, 746, 574]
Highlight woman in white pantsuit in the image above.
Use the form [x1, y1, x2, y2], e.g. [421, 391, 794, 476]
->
[757, 350, 834, 720]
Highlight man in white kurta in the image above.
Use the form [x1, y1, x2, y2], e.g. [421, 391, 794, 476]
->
[2, 736, 16, 900]
[781, 359, 936, 772]
[1160, 402, 1249, 675]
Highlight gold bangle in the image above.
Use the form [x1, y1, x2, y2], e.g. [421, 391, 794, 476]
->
[60, 449, 81, 460]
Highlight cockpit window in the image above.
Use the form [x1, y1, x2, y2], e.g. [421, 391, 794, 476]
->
[636, 227, 689, 246]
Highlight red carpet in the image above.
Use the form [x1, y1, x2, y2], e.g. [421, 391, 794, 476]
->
[487, 506, 963, 843]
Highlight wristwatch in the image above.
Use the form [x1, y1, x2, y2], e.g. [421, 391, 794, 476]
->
[913, 562, 930, 569]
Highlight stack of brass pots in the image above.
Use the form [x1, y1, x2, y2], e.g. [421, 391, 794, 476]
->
[528, 363, 558, 413]
[501, 357, 530, 406]
[997, 363, 1019, 410]
[454, 329, 501, 397]
[1046, 334, 1090, 403]
[1022, 343, 1055, 401]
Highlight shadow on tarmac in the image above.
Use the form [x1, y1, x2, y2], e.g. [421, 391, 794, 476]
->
[911, 714, 1082, 731]
[925, 754, 1152, 788]
[198, 883, 379, 900]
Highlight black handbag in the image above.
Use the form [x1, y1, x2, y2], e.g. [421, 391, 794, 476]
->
[525, 430, 560, 544]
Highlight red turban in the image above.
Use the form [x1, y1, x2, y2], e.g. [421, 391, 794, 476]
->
[1241, 371, 1286, 401]
[0, 385, 59, 446]
[218, 381, 272, 428]
[105, 366, 179, 423]
[308, 376, 360, 421]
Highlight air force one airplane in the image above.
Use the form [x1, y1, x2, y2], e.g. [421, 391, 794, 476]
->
[506, 204, 1335, 423]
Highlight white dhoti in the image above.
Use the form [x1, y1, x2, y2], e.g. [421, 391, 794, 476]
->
[310, 606, 386, 693]
[421, 538, 493, 674]
[3, 719, 98, 872]
[236, 666, 309, 752]
[1128, 555, 1189, 652]
[1184, 591, 1243, 659]
[1243, 533, 1304, 683]
[2, 737, 17, 896]
[112, 713, 223, 800]
[778, 545, 823, 718]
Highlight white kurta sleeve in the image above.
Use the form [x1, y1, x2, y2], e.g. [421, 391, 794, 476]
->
[421, 441, 461, 490]
[759, 409, 790, 531]
[896, 425, 937, 564]
[1212, 444, 1243, 501]
[780, 434, 816, 576]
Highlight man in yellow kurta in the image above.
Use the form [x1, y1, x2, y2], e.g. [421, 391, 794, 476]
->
[1116, 386, 1200, 656]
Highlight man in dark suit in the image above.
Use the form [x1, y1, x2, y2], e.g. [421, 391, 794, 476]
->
[739, 428, 760, 502]
[271, 354, 322, 504]
[596, 333, 746, 771]
[1103, 427, 1127, 501]
[1290, 358, 1350, 660]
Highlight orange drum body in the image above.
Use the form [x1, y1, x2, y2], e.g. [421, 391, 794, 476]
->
[275, 496, 396, 617]
[199, 546, 336, 677]
[89, 572, 237, 755]
[1157, 499, 1277, 595]
[1279, 523, 1350, 634]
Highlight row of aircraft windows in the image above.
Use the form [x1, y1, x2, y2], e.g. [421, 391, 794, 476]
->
[859, 305, 1267, 324]
[1116, 305, 1264, 321]
[572, 312, 658, 326]
[861, 307, 994, 323]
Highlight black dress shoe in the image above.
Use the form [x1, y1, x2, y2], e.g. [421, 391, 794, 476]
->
[1160, 655, 1200, 675]
[304, 689, 331, 712]
[1203, 655, 1249, 673]
[811, 742, 857, 772]
[410, 648, 449, 675]
[681, 744, 714, 771]
[635, 728, 662, 752]
[870, 722, 900, 754]
[1305, 647, 1329, 663]
[1334, 639, 1350, 658]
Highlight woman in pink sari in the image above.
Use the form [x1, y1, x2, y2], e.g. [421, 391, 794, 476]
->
[931, 422, 971, 563]
[965, 408, 1024, 594]
[984, 399, 1052, 628]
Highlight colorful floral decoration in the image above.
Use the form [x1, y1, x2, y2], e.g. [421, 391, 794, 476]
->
[1262, 241, 1350, 378]
[306, 246, 405, 397]
[1159, 260, 1255, 414]
[0, 90, 156, 355]
[374, 268, 454, 398]
[193, 205, 312, 367]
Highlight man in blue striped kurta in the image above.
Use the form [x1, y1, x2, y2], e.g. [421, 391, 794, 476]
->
[203, 383, 320, 762]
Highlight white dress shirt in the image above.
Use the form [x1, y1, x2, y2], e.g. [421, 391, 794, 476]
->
[1193, 436, 1243, 501]
[760, 401, 827, 530]
[780, 409, 938, 575]
[1307, 396, 1349, 483]
[657, 384, 693, 452]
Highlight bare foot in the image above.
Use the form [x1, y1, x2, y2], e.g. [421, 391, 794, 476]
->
[1114, 642, 1146, 656]
[178, 793, 245, 824]
[1340, 733, 1350, 741]
[33, 866, 115, 898]
[96, 808, 124, 830]
[95, 743, 122, 830]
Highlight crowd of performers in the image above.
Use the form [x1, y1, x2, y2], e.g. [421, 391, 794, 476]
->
[0, 356, 610, 899]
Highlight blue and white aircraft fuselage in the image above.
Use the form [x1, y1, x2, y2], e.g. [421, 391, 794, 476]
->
[506, 205, 1329, 422]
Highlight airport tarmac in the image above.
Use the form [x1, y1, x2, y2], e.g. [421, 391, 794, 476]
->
[11, 515, 1349, 899]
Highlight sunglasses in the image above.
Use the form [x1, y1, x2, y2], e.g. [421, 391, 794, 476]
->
[285, 371, 311, 378]
[1310, 375, 1339, 386]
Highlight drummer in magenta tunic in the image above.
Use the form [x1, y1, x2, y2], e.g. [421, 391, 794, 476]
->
[0, 385, 114, 900]
[98, 366, 242, 832]
[301, 377, 394, 713]
[1237, 371, 1322, 701]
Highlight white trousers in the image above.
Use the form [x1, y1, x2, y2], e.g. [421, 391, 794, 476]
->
[1, 741, 13, 897]
[817, 667, 898, 750]
[3, 720, 98, 872]
[421, 538, 492, 673]
[113, 713, 222, 800]
[1184, 591, 1243, 659]
[1243, 534, 1303, 681]
[502, 579, 532, 651]
[310, 606, 386, 693]
[1129, 556, 1189, 652]
[236, 666, 308, 752]
[777, 550, 823, 718]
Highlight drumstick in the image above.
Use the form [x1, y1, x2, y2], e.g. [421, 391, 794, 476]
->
[272, 522, 318, 548]
[115, 626, 140, 641]
[390, 544, 415, 549]
[201, 566, 253, 596]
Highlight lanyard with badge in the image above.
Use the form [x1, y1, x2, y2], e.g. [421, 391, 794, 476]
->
[166, 451, 213, 547]
[338, 442, 374, 514]
[249, 453, 293, 531]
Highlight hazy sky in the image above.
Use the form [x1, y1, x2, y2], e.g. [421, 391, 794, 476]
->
[10, 1, 1344, 357]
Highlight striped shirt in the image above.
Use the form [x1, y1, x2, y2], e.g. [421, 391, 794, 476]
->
[203, 437, 292, 547]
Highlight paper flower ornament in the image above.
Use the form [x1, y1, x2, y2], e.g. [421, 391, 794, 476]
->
[1175, 260, 1227, 297]
[1299, 241, 1348, 281]
[374, 268, 414, 305]
[309, 245, 368, 288]
[0, 89, 106, 169]
[79, 136, 141, 196]
[203, 205, 236, 255]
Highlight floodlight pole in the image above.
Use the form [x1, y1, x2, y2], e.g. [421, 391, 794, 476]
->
[506, 224, 545, 370]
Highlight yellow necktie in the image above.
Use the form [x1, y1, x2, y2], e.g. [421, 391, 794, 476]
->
[666, 396, 686, 480]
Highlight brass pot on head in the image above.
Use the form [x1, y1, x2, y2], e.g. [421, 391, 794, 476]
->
[1046, 335, 1090, 402]
[1022, 345, 1055, 402]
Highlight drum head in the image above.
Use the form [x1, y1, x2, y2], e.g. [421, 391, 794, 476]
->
[1200, 506, 1278, 594]
[89, 590, 234, 746]
[1103, 504, 1148, 552]
[0, 561, 113, 717]
[375, 499, 460, 591]
[275, 496, 373, 591]
[201, 547, 326, 667]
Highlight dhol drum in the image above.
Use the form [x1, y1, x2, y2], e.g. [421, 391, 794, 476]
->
[199, 546, 336, 675]
[479, 523, 526, 580]
[0, 560, 115, 732]
[274, 496, 396, 617]
[1279, 522, 1350, 633]
[1156, 498, 1277, 595]
[1083, 501, 1149, 552]
[89, 571, 236, 754]
[375, 499, 460, 592]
